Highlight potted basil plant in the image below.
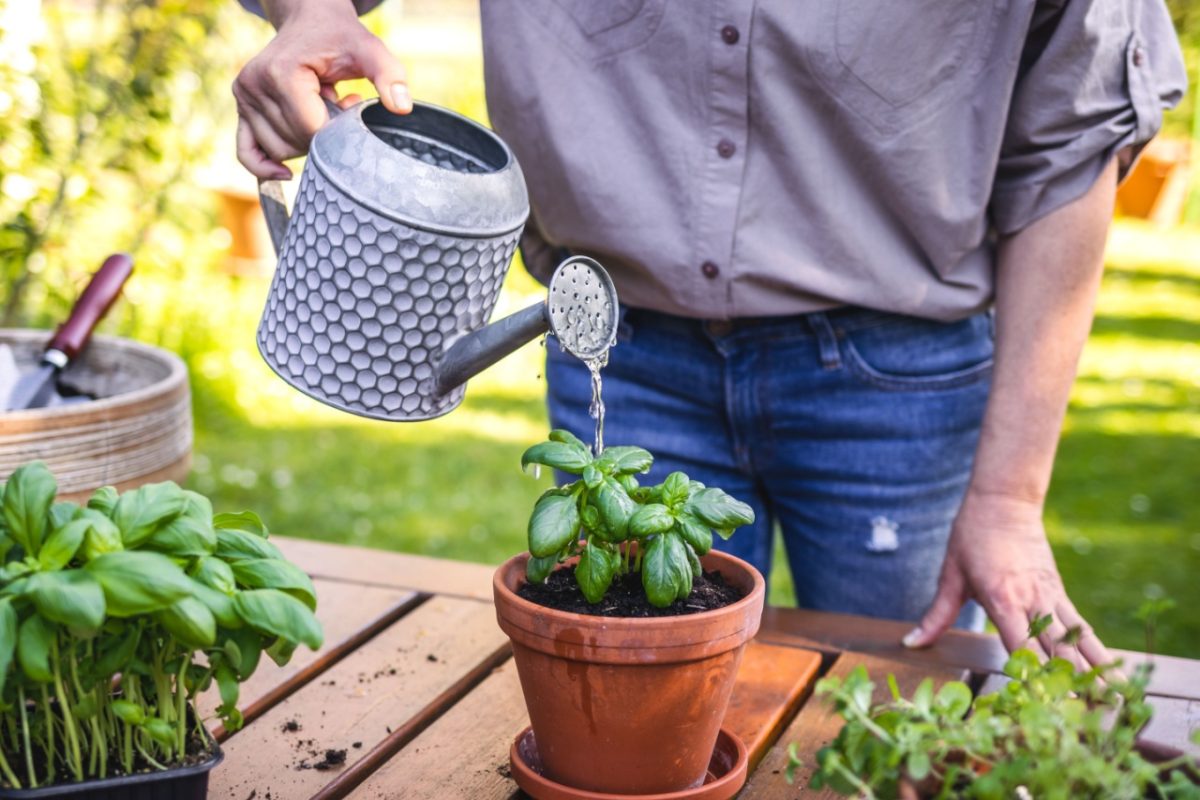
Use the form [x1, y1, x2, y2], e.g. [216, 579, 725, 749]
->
[493, 430, 765, 798]
[0, 462, 323, 799]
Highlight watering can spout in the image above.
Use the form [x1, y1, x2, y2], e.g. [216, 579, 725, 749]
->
[433, 256, 619, 397]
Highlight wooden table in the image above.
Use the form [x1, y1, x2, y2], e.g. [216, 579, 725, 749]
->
[206, 537, 1200, 799]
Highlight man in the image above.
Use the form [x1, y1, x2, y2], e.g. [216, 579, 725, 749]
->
[234, 0, 1186, 666]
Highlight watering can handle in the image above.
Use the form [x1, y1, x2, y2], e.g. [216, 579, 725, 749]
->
[257, 97, 344, 257]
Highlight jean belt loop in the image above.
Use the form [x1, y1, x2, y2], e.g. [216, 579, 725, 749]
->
[808, 311, 842, 370]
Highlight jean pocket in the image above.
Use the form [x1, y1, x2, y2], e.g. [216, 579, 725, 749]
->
[841, 313, 994, 392]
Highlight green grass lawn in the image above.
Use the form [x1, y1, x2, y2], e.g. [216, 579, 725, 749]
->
[184, 221, 1200, 659]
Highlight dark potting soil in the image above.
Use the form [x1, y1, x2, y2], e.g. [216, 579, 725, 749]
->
[3, 728, 216, 789]
[518, 566, 744, 617]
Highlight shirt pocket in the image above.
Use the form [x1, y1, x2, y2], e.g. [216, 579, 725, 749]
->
[803, 0, 997, 134]
[521, 0, 668, 60]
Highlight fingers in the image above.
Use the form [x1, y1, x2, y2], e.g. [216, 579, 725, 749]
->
[356, 36, 412, 115]
[1055, 600, 1115, 672]
[992, 608, 1049, 661]
[903, 565, 966, 649]
[236, 116, 292, 181]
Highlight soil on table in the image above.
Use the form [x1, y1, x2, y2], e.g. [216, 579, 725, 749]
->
[518, 566, 744, 617]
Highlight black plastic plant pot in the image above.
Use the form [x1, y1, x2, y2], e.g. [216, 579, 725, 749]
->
[0, 745, 222, 800]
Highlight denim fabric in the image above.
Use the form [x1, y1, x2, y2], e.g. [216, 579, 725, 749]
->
[546, 306, 993, 628]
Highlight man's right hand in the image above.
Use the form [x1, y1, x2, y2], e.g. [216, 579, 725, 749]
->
[233, 0, 411, 180]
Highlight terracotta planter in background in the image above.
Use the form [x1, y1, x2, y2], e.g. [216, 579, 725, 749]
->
[493, 549, 765, 796]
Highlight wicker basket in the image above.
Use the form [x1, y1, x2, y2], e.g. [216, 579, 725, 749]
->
[0, 329, 191, 502]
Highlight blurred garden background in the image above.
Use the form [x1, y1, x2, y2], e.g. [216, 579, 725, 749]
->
[1, 0, 1198, 657]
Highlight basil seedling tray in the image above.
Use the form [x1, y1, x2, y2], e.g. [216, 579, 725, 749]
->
[0, 745, 222, 800]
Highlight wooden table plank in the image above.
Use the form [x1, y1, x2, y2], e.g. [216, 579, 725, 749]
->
[210, 596, 509, 800]
[760, 606, 1200, 700]
[275, 536, 495, 601]
[347, 658, 526, 800]
[724, 641, 823, 771]
[1141, 697, 1200, 759]
[199, 578, 420, 732]
[741, 653, 968, 800]
[349, 640, 823, 800]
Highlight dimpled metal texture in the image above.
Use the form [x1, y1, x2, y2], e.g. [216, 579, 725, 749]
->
[257, 149, 520, 422]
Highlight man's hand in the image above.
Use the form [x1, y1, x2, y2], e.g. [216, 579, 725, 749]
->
[904, 158, 1121, 670]
[234, 0, 410, 179]
[905, 489, 1112, 669]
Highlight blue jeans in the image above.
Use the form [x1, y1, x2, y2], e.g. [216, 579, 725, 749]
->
[546, 305, 992, 628]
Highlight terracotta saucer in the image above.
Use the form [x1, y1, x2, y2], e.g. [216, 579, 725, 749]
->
[509, 726, 749, 800]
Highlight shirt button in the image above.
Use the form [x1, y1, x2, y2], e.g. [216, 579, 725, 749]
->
[701, 261, 720, 279]
[717, 139, 736, 159]
[721, 25, 740, 45]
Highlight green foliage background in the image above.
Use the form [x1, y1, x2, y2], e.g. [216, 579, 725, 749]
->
[0, 0, 1197, 657]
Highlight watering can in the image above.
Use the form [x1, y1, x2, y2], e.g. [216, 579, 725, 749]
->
[255, 99, 618, 421]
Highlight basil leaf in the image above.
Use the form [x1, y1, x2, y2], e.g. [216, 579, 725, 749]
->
[684, 488, 755, 533]
[111, 699, 145, 726]
[629, 503, 673, 538]
[215, 662, 240, 715]
[548, 428, 591, 454]
[213, 510, 268, 538]
[685, 542, 702, 579]
[157, 596, 216, 649]
[576, 540, 619, 604]
[676, 514, 713, 555]
[642, 533, 692, 608]
[3, 461, 56, 557]
[934, 681, 972, 720]
[190, 556, 236, 595]
[28, 570, 105, 631]
[0, 599, 16, 697]
[87, 486, 119, 516]
[144, 490, 216, 557]
[38, 518, 88, 571]
[143, 718, 175, 747]
[582, 465, 603, 490]
[17, 614, 53, 682]
[231, 559, 317, 610]
[214, 528, 284, 562]
[85, 551, 193, 616]
[189, 580, 241, 629]
[78, 509, 123, 562]
[223, 627, 264, 679]
[528, 492, 580, 558]
[525, 553, 559, 584]
[49, 501, 80, 531]
[661, 471, 691, 507]
[112, 482, 187, 547]
[521, 441, 592, 475]
[234, 589, 324, 650]
[592, 477, 637, 540]
[266, 636, 298, 667]
[601, 446, 653, 476]
[616, 474, 639, 493]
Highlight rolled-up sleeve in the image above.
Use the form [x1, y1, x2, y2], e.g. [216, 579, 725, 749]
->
[237, 0, 384, 21]
[990, 0, 1187, 234]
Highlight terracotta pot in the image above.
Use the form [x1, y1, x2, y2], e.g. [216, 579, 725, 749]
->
[493, 549, 765, 796]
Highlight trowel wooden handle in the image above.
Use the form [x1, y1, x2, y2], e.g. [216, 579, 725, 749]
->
[47, 253, 134, 360]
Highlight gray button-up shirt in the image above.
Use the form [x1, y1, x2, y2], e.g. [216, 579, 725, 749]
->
[245, 0, 1188, 321]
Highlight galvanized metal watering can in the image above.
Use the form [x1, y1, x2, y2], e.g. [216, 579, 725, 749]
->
[256, 99, 618, 421]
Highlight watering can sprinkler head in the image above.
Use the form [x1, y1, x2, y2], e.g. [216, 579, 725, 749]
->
[254, 98, 618, 422]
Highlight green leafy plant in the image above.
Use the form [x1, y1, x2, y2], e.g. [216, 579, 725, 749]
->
[520, 430, 755, 608]
[790, 617, 1200, 799]
[0, 462, 323, 790]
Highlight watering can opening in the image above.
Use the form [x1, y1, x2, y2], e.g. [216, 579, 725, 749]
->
[361, 102, 510, 175]
[255, 100, 619, 423]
